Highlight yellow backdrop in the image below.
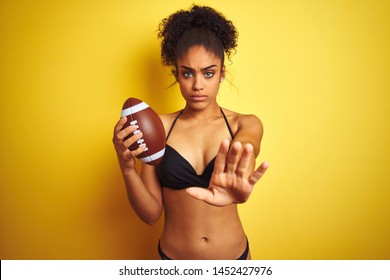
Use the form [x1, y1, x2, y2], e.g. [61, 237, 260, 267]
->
[1, 0, 389, 259]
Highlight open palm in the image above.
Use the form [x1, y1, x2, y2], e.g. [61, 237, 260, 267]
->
[186, 139, 269, 206]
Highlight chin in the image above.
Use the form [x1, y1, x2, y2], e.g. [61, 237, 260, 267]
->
[187, 101, 211, 111]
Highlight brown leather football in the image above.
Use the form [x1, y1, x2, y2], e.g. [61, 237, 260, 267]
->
[121, 98, 166, 165]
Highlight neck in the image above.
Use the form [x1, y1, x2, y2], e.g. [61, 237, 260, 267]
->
[182, 102, 221, 120]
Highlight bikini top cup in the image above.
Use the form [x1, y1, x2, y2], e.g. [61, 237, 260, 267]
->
[156, 108, 234, 190]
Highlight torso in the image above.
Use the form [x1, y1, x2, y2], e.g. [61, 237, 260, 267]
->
[157, 108, 248, 259]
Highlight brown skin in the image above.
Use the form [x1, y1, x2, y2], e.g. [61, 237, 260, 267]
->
[113, 46, 269, 259]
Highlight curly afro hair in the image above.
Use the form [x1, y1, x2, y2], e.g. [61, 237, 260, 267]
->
[157, 5, 238, 70]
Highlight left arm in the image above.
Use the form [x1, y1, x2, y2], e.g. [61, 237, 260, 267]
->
[231, 114, 263, 177]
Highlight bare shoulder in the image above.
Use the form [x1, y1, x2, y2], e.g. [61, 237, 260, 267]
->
[222, 108, 264, 155]
[238, 113, 263, 132]
[221, 107, 263, 133]
[159, 111, 182, 133]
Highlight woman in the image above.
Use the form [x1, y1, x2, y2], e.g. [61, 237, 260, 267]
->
[113, 5, 269, 260]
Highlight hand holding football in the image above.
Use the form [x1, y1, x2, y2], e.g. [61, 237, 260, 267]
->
[121, 98, 166, 166]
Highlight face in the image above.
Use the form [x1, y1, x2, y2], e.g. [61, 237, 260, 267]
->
[176, 46, 225, 110]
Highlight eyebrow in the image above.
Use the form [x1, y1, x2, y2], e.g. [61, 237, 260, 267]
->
[179, 65, 218, 71]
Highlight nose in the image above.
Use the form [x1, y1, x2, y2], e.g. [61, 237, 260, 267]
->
[192, 75, 203, 91]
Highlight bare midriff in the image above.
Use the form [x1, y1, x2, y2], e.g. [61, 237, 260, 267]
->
[159, 187, 248, 260]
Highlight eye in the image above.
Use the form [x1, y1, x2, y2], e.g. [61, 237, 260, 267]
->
[183, 72, 194, 78]
[204, 71, 214, 78]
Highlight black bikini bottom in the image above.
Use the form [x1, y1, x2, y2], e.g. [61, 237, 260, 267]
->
[158, 238, 249, 260]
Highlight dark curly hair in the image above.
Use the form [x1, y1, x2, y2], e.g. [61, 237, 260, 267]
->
[157, 5, 238, 72]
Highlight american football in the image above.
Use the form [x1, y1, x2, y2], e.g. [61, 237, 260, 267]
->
[121, 98, 166, 165]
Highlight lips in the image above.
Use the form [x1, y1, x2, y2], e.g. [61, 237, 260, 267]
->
[190, 94, 207, 102]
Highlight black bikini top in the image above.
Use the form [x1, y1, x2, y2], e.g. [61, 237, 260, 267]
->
[156, 108, 234, 190]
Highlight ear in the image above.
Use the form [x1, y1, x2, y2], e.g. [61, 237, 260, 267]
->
[172, 68, 178, 82]
[220, 65, 226, 82]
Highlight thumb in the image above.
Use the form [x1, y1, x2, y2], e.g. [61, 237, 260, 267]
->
[186, 187, 214, 203]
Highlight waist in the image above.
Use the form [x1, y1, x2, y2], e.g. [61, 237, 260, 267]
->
[159, 232, 248, 260]
[160, 188, 246, 258]
[161, 211, 246, 258]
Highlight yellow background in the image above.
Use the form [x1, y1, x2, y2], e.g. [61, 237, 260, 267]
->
[1, 0, 389, 259]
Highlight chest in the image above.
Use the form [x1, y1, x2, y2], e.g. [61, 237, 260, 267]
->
[166, 118, 233, 175]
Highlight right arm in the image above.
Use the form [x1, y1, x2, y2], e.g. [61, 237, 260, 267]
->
[112, 117, 163, 225]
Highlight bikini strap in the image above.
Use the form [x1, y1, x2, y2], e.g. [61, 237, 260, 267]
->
[220, 107, 235, 139]
[166, 110, 184, 140]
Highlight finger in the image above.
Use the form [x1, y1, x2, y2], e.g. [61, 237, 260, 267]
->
[113, 117, 130, 144]
[113, 125, 141, 155]
[122, 147, 136, 161]
[248, 161, 269, 185]
[127, 146, 147, 159]
[120, 135, 147, 158]
[236, 143, 253, 178]
[123, 131, 143, 149]
[213, 139, 230, 174]
[226, 141, 242, 173]
[115, 124, 139, 143]
[113, 117, 127, 135]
